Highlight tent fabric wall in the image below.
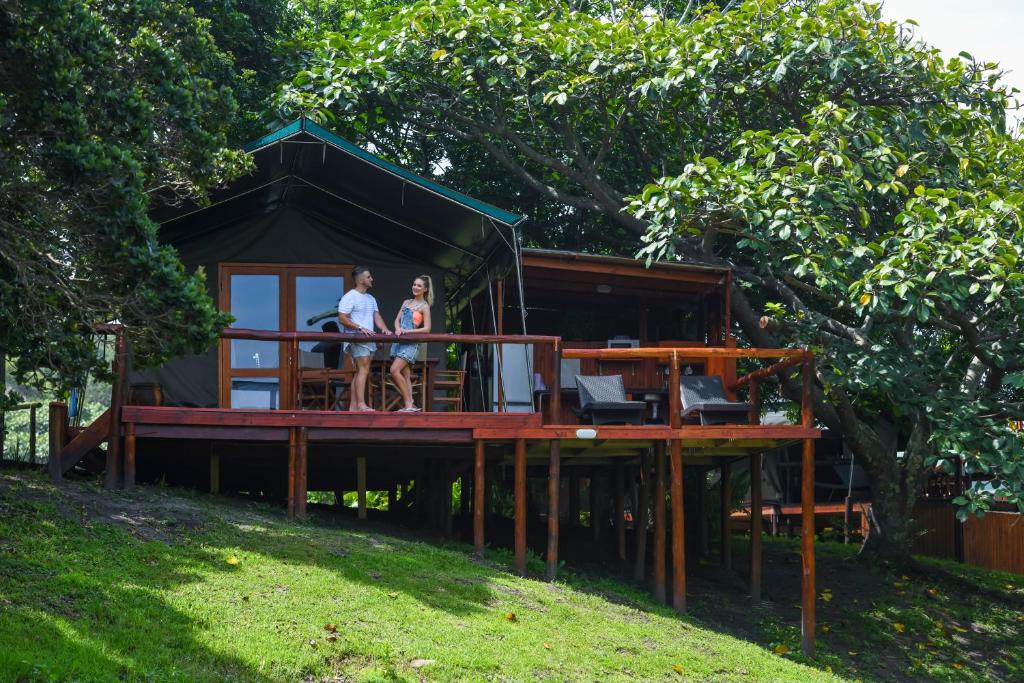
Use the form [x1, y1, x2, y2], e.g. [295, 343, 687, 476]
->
[131, 205, 447, 407]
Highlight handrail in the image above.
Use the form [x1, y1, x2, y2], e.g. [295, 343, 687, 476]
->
[561, 347, 809, 360]
[221, 328, 559, 344]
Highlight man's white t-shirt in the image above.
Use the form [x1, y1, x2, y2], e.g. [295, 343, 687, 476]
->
[338, 289, 379, 351]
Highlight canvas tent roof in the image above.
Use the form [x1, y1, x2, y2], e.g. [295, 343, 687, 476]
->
[151, 117, 525, 306]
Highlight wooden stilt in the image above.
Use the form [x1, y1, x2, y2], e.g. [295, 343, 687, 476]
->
[514, 438, 527, 575]
[287, 428, 297, 518]
[590, 468, 601, 542]
[750, 451, 763, 604]
[474, 440, 485, 556]
[696, 467, 709, 556]
[569, 470, 580, 527]
[105, 331, 128, 490]
[210, 453, 220, 495]
[670, 439, 686, 612]
[546, 439, 561, 581]
[48, 403, 68, 483]
[633, 451, 650, 582]
[296, 427, 308, 519]
[721, 461, 733, 572]
[615, 460, 626, 560]
[124, 422, 136, 490]
[653, 442, 667, 603]
[801, 357, 816, 657]
[357, 455, 367, 520]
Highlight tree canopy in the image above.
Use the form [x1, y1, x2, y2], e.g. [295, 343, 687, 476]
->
[277, 0, 1024, 555]
[0, 0, 251, 393]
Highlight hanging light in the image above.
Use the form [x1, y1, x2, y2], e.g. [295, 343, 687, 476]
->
[595, 284, 612, 294]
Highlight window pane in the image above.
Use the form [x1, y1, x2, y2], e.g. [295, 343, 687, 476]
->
[230, 274, 279, 368]
[296, 275, 346, 354]
[230, 377, 280, 409]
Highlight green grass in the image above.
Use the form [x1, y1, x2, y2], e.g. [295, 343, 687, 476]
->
[0, 470, 832, 682]
[1, 470, 1021, 682]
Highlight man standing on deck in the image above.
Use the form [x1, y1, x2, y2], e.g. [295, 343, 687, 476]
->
[338, 266, 391, 411]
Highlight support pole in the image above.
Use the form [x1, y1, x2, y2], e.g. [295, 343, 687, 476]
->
[287, 428, 297, 518]
[460, 474, 471, 519]
[210, 453, 220, 495]
[546, 440, 561, 581]
[48, 402, 68, 483]
[615, 460, 626, 560]
[590, 468, 601, 542]
[633, 451, 650, 582]
[124, 422, 136, 490]
[668, 351, 686, 612]
[750, 451, 762, 604]
[569, 470, 580, 527]
[297, 427, 308, 519]
[357, 455, 367, 521]
[105, 331, 128, 490]
[653, 442, 667, 603]
[514, 438, 527, 575]
[474, 440, 485, 556]
[721, 461, 733, 572]
[800, 357, 816, 657]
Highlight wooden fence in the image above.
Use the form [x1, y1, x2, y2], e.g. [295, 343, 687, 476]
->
[913, 502, 1024, 574]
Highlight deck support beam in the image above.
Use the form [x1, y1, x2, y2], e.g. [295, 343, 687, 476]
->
[633, 453, 650, 582]
[653, 442, 667, 603]
[297, 427, 308, 519]
[48, 403, 68, 483]
[800, 357, 817, 657]
[474, 440, 485, 556]
[669, 439, 686, 612]
[614, 460, 626, 560]
[105, 331, 128, 490]
[287, 428, 297, 518]
[514, 438, 527, 575]
[546, 439, 561, 581]
[357, 455, 367, 521]
[721, 460, 733, 572]
[124, 423, 136, 490]
[750, 451, 762, 604]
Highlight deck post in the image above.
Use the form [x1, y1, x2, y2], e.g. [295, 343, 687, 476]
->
[546, 439, 561, 581]
[750, 451, 763, 604]
[124, 422, 136, 490]
[549, 340, 561, 425]
[721, 460, 733, 572]
[287, 428, 297, 518]
[801, 358, 816, 657]
[653, 441, 667, 603]
[668, 352, 686, 612]
[474, 440, 485, 556]
[590, 467, 601, 542]
[48, 402, 68, 483]
[105, 330, 128, 490]
[514, 438, 527, 575]
[297, 427, 308, 519]
[569, 470, 580, 527]
[633, 451, 650, 582]
[210, 453, 220, 495]
[357, 455, 367, 521]
[614, 460, 626, 560]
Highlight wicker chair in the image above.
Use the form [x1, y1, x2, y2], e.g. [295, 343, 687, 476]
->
[574, 375, 645, 426]
[679, 375, 753, 425]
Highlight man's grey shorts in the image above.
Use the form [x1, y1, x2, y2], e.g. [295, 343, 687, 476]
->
[346, 342, 375, 359]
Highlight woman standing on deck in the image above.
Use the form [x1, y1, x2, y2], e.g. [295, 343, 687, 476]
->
[389, 275, 433, 412]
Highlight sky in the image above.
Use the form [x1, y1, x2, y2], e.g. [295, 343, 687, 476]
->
[880, 0, 1024, 96]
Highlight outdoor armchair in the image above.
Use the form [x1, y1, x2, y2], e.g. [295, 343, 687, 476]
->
[679, 375, 753, 425]
[574, 374, 646, 426]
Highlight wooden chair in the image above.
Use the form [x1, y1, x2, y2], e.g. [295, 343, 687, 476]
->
[432, 353, 467, 412]
[297, 350, 353, 410]
[380, 357, 428, 411]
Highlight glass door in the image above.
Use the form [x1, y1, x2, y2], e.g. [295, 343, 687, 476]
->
[219, 264, 350, 408]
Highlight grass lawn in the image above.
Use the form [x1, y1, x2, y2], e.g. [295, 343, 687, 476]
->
[0, 469, 1020, 682]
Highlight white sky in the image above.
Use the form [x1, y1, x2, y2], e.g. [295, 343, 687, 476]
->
[881, 0, 1024, 96]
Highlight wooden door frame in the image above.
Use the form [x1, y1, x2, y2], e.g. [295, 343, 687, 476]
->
[218, 263, 352, 408]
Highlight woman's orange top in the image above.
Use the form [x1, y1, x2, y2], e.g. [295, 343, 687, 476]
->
[412, 309, 424, 327]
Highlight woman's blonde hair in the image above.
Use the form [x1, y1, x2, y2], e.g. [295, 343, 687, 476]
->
[415, 274, 434, 307]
